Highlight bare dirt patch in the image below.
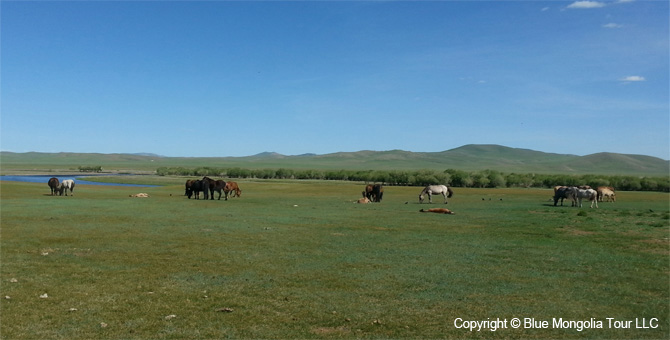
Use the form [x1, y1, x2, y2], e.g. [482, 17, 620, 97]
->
[311, 326, 351, 335]
[561, 226, 596, 236]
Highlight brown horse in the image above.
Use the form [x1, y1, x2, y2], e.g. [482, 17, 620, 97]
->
[184, 180, 196, 197]
[420, 208, 455, 214]
[203, 177, 226, 200]
[224, 181, 241, 200]
[47, 177, 60, 196]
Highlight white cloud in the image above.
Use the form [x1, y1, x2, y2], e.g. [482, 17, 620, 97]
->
[567, 1, 606, 9]
[620, 76, 646, 82]
[541, 7, 550, 12]
[602, 23, 623, 28]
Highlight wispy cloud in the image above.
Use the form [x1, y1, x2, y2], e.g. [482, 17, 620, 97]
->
[567, 1, 606, 9]
[567, 0, 634, 9]
[620, 76, 646, 82]
[602, 23, 623, 28]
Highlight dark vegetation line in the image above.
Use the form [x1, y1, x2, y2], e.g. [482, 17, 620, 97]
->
[156, 167, 670, 192]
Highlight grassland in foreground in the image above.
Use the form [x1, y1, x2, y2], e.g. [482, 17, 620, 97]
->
[1, 178, 668, 339]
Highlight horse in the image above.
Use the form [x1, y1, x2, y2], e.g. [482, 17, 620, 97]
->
[59, 179, 75, 196]
[224, 181, 241, 200]
[567, 187, 598, 208]
[203, 176, 226, 200]
[553, 186, 571, 206]
[597, 186, 616, 202]
[420, 208, 455, 214]
[47, 177, 60, 196]
[184, 180, 196, 197]
[363, 184, 384, 202]
[356, 196, 371, 204]
[188, 179, 209, 200]
[200, 177, 211, 200]
[419, 185, 453, 204]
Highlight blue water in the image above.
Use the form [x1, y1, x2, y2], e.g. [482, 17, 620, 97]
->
[0, 175, 159, 187]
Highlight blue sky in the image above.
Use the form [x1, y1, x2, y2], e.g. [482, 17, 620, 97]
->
[2, 1, 668, 159]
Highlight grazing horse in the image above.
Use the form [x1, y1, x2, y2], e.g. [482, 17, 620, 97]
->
[363, 184, 384, 202]
[567, 187, 598, 208]
[184, 180, 196, 196]
[224, 181, 241, 200]
[419, 185, 453, 204]
[597, 186, 616, 202]
[553, 186, 571, 206]
[202, 177, 226, 200]
[59, 179, 75, 196]
[47, 177, 60, 196]
[420, 208, 455, 214]
[600, 188, 616, 202]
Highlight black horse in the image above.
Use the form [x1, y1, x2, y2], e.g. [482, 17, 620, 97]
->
[202, 177, 226, 200]
[48, 177, 60, 196]
[187, 179, 210, 200]
[364, 184, 384, 202]
[553, 186, 571, 206]
[185, 180, 196, 197]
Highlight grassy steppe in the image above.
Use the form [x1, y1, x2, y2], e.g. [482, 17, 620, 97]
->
[1, 179, 668, 339]
[2, 145, 668, 175]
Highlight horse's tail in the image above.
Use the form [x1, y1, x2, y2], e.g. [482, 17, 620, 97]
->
[447, 187, 454, 198]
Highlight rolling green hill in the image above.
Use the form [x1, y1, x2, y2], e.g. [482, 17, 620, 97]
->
[1, 144, 668, 176]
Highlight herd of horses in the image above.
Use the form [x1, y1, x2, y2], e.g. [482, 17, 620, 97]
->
[45, 176, 615, 210]
[47, 177, 75, 196]
[184, 177, 241, 200]
[358, 184, 454, 204]
[552, 185, 616, 208]
[45, 176, 241, 201]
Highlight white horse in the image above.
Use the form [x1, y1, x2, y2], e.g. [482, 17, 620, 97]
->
[59, 179, 75, 196]
[568, 187, 598, 208]
[419, 185, 453, 204]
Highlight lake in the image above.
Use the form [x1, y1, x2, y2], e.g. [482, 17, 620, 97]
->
[0, 175, 159, 187]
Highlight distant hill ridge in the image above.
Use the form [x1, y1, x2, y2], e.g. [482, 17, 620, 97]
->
[1, 144, 668, 176]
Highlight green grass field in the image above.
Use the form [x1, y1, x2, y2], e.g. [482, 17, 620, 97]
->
[1, 178, 668, 339]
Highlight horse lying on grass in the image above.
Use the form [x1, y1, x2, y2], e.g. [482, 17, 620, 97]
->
[356, 197, 371, 204]
[420, 208, 455, 214]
